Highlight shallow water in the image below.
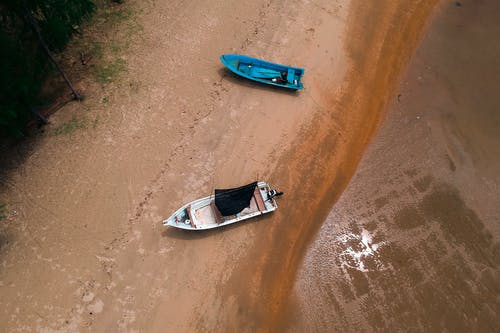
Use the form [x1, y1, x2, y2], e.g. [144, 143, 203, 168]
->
[290, 1, 500, 331]
[220, 0, 441, 330]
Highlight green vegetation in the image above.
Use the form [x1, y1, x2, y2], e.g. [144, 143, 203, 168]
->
[0, 1, 143, 139]
[88, 40, 104, 59]
[0, 0, 95, 138]
[87, 5, 142, 84]
[94, 58, 127, 83]
[54, 117, 86, 135]
[101, 6, 134, 25]
[110, 41, 122, 54]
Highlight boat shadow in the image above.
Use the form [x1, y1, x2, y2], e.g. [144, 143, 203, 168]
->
[217, 68, 301, 96]
[161, 213, 270, 240]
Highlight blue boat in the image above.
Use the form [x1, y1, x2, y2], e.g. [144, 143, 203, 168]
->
[220, 54, 304, 90]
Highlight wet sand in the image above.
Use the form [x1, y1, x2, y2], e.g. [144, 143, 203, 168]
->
[1, 0, 493, 332]
[289, 0, 500, 331]
[222, 1, 441, 330]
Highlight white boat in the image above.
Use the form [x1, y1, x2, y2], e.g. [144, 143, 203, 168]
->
[163, 181, 282, 230]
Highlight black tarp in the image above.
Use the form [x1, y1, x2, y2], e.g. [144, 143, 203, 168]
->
[215, 182, 258, 216]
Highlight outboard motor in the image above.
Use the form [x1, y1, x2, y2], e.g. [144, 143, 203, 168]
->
[267, 189, 284, 201]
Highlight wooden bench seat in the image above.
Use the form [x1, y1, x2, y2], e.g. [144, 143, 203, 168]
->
[210, 201, 224, 224]
[253, 187, 266, 212]
[186, 205, 196, 229]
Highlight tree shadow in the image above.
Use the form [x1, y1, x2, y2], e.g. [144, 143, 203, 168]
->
[0, 135, 41, 179]
[0, 228, 13, 258]
[0, 91, 74, 177]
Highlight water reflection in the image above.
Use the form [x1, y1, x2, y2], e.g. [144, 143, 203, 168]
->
[337, 228, 385, 272]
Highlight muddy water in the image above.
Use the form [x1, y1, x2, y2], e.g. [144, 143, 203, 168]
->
[221, 0, 440, 331]
[290, 0, 500, 331]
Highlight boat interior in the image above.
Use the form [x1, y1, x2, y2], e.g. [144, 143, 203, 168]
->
[236, 60, 300, 85]
[191, 186, 269, 228]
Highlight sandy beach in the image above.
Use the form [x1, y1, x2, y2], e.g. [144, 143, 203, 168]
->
[0, 0, 498, 332]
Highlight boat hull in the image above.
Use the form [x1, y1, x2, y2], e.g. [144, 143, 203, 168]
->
[163, 181, 278, 230]
[220, 54, 304, 90]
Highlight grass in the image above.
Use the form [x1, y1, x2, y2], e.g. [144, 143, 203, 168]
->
[88, 40, 104, 59]
[110, 41, 122, 54]
[123, 14, 144, 48]
[94, 58, 127, 84]
[83, 4, 143, 85]
[101, 7, 134, 26]
[54, 117, 86, 135]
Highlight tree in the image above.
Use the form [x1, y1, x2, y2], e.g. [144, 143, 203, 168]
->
[0, 0, 95, 137]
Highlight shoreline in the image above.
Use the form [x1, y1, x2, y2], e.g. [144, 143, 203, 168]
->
[0, 0, 475, 332]
[290, 0, 500, 331]
[224, 0, 439, 330]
